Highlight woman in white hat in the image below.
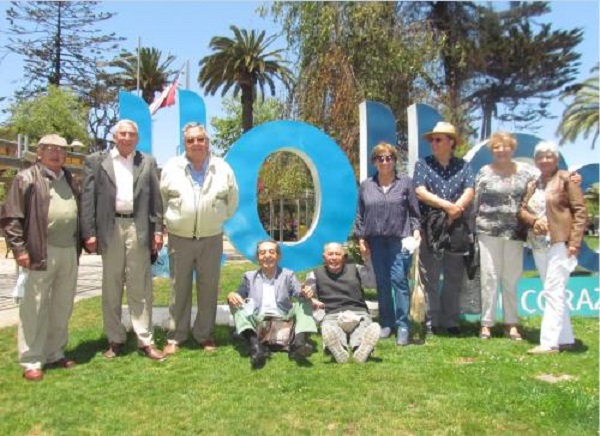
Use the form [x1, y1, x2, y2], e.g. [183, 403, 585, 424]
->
[413, 121, 475, 336]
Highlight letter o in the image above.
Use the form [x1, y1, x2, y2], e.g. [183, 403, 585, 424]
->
[224, 121, 358, 271]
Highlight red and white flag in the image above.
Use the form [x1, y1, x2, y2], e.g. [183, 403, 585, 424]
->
[149, 67, 183, 115]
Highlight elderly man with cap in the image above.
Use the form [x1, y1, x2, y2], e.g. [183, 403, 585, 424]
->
[1, 134, 81, 381]
[160, 123, 238, 354]
[81, 119, 164, 361]
[413, 122, 475, 336]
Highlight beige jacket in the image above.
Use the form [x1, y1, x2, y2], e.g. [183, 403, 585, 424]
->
[160, 155, 238, 238]
[518, 169, 587, 249]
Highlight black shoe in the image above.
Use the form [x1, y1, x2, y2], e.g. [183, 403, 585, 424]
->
[249, 335, 267, 369]
[426, 325, 443, 336]
[447, 327, 462, 336]
[289, 333, 314, 359]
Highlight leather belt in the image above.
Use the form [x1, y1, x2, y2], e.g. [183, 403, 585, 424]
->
[115, 212, 134, 218]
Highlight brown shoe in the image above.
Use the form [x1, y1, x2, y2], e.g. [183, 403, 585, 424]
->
[103, 342, 124, 359]
[163, 342, 179, 356]
[504, 326, 522, 341]
[23, 368, 43, 381]
[45, 358, 76, 369]
[201, 339, 217, 352]
[139, 345, 165, 361]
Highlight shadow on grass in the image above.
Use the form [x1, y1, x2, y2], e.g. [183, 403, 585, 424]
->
[66, 337, 109, 365]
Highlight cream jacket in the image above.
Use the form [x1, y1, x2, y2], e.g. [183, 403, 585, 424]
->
[160, 155, 238, 238]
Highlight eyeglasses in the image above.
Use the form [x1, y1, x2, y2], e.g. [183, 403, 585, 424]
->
[185, 136, 206, 144]
[41, 145, 66, 153]
[375, 155, 394, 163]
[430, 137, 446, 143]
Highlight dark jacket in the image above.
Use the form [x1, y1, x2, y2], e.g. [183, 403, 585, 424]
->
[81, 149, 163, 254]
[0, 164, 81, 270]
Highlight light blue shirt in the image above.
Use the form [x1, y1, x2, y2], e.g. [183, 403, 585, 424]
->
[187, 156, 209, 187]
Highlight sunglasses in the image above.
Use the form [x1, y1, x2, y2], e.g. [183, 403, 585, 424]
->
[430, 137, 447, 143]
[375, 155, 394, 163]
[186, 136, 206, 144]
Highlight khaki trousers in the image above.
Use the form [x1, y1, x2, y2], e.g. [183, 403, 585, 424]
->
[101, 217, 153, 347]
[231, 300, 318, 336]
[18, 245, 78, 370]
[321, 311, 373, 350]
[166, 233, 223, 344]
[478, 234, 523, 327]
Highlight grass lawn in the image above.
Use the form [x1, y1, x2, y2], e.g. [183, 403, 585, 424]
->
[0, 262, 597, 435]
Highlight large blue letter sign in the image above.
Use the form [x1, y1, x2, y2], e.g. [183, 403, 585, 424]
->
[119, 92, 597, 317]
[119, 91, 152, 154]
[223, 121, 358, 271]
[119, 93, 358, 272]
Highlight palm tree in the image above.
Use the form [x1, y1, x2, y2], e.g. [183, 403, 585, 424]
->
[111, 47, 176, 104]
[557, 65, 599, 149]
[198, 25, 293, 132]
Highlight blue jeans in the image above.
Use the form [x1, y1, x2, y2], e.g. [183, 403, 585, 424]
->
[368, 236, 412, 330]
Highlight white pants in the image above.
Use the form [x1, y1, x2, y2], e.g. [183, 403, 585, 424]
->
[533, 243, 575, 348]
[478, 235, 523, 327]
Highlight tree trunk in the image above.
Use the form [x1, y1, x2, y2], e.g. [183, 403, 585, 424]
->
[480, 99, 493, 140]
[241, 84, 254, 132]
[52, 1, 63, 86]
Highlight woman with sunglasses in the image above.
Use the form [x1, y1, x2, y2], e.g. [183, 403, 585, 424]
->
[355, 142, 421, 345]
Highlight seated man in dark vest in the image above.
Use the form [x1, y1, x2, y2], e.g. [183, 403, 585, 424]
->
[304, 242, 381, 364]
[227, 240, 317, 369]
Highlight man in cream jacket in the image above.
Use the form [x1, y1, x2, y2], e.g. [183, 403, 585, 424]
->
[160, 123, 238, 354]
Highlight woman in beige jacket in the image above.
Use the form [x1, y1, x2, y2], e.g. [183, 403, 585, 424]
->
[518, 141, 587, 354]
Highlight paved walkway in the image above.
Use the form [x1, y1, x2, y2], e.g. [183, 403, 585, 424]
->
[0, 237, 246, 329]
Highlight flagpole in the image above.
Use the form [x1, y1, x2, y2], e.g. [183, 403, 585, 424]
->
[136, 36, 141, 96]
[185, 59, 190, 90]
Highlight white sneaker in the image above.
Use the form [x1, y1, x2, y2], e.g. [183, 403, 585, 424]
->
[354, 323, 381, 363]
[322, 325, 349, 363]
[527, 345, 559, 355]
[379, 327, 392, 339]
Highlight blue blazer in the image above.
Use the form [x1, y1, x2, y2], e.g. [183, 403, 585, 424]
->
[236, 267, 302, 313]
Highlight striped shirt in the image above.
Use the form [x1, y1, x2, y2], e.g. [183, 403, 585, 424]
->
[355, 173, 421, 238]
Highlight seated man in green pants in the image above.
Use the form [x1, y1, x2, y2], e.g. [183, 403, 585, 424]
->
[227, 240, 317, 369]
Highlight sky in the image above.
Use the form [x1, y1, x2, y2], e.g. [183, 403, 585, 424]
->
[0, 0, 598, 169]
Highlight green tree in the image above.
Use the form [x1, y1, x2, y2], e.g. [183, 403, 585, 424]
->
[86, 71, 120, 150]
[111, 47, 177, 105]
[407, 2, 583, 141]
[5, 1, 123, 98]
[210, 95, 310, 200]
[198, 25, 293, 132]
[557, 65, 599, 149]
[211, 96, 286, 155]
[267, 2, 437, 172]
[7, 85, 89, 145]
[259, 152, 313, 200]
[469, 2, 583, 139]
